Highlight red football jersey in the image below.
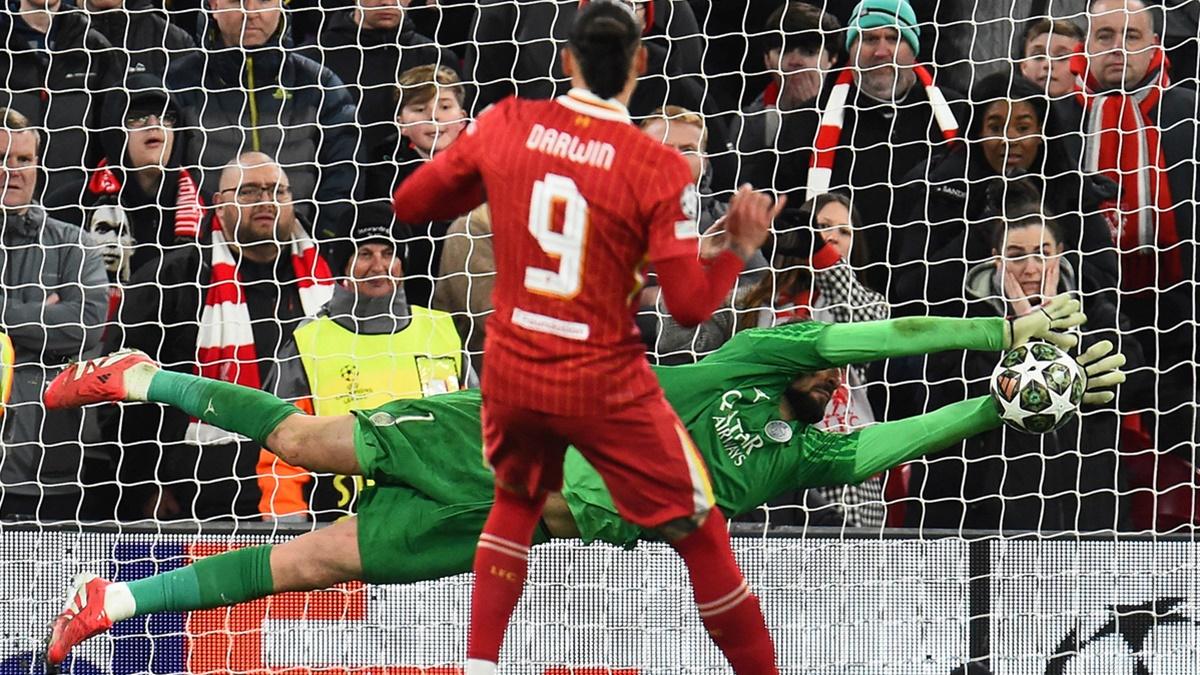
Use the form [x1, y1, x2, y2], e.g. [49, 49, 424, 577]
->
[394, 89, 702, 415]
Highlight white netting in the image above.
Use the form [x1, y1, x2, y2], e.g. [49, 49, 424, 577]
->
[0, 0, 1197, 671]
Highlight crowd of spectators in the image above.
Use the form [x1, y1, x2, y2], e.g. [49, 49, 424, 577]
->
[0, 0, 1194, 534]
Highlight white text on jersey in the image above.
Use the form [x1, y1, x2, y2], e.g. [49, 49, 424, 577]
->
[525, 123, 616, 171]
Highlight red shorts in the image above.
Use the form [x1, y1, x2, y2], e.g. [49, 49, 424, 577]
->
[481, 391, 715, 529]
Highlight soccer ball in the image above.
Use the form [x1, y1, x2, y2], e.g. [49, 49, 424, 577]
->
[990, 341, 1085, 433]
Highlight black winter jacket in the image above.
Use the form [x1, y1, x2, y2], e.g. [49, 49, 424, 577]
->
[86, 0, 196, 78]
[0, 5, 117, 195]
[749, 74, 968, 292]
[166, 13, 358, 245]
[890, 148, 1121, 314]
[298, 10, 461, 155]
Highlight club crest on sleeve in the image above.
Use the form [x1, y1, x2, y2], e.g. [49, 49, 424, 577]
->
[680, 184, 700, 222]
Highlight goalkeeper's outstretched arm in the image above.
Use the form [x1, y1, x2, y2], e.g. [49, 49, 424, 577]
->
[796, 396, 1000, 488]
[788, 340, 1126, 489]
[731, 294, 1085, 374]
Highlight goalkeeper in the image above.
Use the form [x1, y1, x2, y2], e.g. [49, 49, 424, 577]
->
[42, 304, 1124, 664]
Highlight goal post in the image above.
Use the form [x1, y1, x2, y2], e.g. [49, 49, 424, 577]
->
[0, 0, 1197, 672]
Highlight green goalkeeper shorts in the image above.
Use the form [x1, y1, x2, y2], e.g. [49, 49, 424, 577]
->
[350, 394, 551, 584]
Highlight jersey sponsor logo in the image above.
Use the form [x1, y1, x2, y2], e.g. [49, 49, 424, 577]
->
[524, 123, 616, 170]
[674, 219, 699, 240]
[713, 389, 766, 466]
[512, 307, 590, 341]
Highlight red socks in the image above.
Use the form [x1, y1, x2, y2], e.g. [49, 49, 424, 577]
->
[468, 494, 775, 674]
[467, 486, 546, 665]
[672, 510, 779, 675]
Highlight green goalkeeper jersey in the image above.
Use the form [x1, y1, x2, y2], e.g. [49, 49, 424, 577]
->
[355, 317, 1008, 550]
[560, 318, 1007, 546]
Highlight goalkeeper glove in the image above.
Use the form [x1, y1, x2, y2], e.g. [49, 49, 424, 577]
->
[1076, 339, 1127, 406]
[1005, 293, 1086, 350]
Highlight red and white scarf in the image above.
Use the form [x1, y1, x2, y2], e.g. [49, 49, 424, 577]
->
[806, 66, 959, 200]
[87, 159, 204, 239]
[187, 225, 335, 444]
[1071, 47, 1182, 290]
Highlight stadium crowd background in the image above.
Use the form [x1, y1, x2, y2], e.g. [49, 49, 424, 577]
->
[0, 0, 1195, 534]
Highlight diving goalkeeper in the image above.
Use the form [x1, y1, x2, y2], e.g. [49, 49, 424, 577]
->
[42, 308, 1123, 664]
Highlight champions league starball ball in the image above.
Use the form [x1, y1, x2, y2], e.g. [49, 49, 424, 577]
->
[990, 341, 1085, 434]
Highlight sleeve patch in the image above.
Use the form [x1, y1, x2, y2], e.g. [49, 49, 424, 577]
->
[680, 184, 700, 222]
[675, 219, 699, 240]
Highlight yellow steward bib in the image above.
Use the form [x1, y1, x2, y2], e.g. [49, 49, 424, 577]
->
[293, 306, 463, 417]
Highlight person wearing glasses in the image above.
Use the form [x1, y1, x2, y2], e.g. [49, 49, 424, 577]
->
[45, 75, 205, 293]
[101, 151, 337, 522]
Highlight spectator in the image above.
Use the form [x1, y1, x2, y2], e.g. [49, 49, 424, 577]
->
[432, 204, 493, 377]
[166, 0, 357, 248]
[637, 106, 767, 357]
[652, 193, 890, 526]
[374, 64, 469, 306]
[732, 3, 842, 170]
[465, 1, 732, 185]
[753, 194, 891, 528]
[84, 0, 196, 78]
[109, 152, 334, 520]
[0, 0, 117, 195]
[1017, 16, 1085, 98]
[0, 108, 107, 519]
[298, 0, 460, 159]
[265, 202, 472, 520]
[364, 64, 468, 201]
[43, 74, 203, 318]
[1066, 0, 1195, 305]
[653, 193, 884, 372]
[751, 0, 967, 292]
[466, 0, 702, 111]
[892, 73, 1119, 314]
[910, 181, 1144, 533]
[1065, 0, 1197, 457]
[639, 106, 722, 228]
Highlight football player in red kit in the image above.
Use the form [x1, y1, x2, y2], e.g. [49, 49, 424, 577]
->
[392, 3, 783, 673]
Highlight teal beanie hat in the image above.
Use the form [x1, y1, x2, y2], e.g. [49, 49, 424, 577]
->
[845, 0, 920, 55]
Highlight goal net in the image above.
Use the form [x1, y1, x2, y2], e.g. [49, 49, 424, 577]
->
[0, 0, 1197, 672]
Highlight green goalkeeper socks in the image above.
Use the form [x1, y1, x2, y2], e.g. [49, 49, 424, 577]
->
[122, 545, 276, 619]
[146, 369, 300, 447]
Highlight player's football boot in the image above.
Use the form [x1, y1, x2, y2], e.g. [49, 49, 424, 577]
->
[43, 349, 158, 409]
[45, 573, 115, 665]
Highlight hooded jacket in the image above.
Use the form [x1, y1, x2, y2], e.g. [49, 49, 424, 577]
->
[85, 0, 196, 78]
[297, 9, 461, 154]
[0, 206, 107, 494]
[910, 258, 1145, 533]
[891, 150, 1121, 314]
[890, 75, 1122, 314]
[166, 10, 358, 244]
[43, 72, 202, 282]
[0, 4, 117, 196]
